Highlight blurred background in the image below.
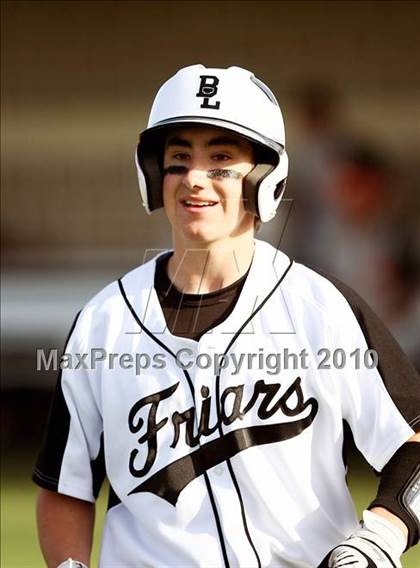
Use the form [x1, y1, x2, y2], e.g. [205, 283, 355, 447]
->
[1, 1, 419, 565]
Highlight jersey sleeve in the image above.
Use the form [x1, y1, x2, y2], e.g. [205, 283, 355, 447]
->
[323, 274, 420, 471]
[32, 311, 105, 502]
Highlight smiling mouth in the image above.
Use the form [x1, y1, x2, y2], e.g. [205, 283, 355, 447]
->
[182, 199, 218, 208]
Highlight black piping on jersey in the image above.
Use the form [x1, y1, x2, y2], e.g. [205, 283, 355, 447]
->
[108, 483, 122, 510]
[118, 278, 231, 568]
[341, 419, 362, 478]
[92, 433, 106, 499]
[33, 312, 81, 492]
[313, 268, 420, 433]
[212, 258, 294, 568]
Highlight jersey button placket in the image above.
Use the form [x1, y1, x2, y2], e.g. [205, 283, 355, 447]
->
[197, 339, 259, 567]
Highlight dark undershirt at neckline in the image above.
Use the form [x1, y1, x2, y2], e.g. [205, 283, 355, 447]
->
[154, 253, 250, 341]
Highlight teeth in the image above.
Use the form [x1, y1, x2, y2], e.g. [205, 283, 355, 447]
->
[185, 200, 215, 207]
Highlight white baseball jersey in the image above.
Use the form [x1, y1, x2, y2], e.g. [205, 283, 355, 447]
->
[33, 239, 420, 567]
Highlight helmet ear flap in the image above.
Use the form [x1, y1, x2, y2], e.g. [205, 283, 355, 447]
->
[243, 163, 275, 217]
[274, 178, 287, 200]
[137, 131, 165, 212]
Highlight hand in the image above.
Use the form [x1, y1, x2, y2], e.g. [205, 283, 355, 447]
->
[57, 560, 89, 568]
[317, 510, 406, 568]
[324, 544, 372, 567]
[318, 539, 400, 567]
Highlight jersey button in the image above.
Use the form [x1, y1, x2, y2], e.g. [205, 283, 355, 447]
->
[214, 465, 224, 476]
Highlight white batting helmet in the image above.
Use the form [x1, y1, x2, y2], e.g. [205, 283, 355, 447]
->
[135, 64, 288, 222]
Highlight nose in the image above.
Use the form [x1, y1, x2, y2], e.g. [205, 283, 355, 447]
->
[181, 162, 208, 191]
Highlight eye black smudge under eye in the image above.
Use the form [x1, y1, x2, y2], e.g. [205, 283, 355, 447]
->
[162, 166, 241, 179]
[207, 169, 241, 179]
[163, 165, 188, 175]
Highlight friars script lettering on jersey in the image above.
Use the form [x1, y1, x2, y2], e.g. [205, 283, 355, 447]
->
[127, 377, 318, 505]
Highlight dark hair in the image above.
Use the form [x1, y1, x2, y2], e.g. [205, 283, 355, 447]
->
[252, 142, 278, 166]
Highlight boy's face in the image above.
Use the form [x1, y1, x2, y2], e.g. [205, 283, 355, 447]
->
[162, 126, 256, 245]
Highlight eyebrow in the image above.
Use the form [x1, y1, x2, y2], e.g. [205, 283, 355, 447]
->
[165, 135, 243, 149]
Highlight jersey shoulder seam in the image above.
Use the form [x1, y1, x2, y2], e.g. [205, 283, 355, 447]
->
[284, 261, 355, 322]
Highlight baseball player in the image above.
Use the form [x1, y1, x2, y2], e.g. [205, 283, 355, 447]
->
[33, 65, 419, 568]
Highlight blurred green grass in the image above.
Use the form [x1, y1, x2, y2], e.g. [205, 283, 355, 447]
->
[1, 453, 419, 567]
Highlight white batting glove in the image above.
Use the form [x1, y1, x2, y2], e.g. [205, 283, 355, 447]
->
[319, 510, 406, 568]
[56, 559, 88, 568]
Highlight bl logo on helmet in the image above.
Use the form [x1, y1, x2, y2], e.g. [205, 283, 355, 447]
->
[196, 75, 220, 109]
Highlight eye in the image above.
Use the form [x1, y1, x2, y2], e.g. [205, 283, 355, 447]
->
[172, 152, 190, 161]
[212, 153, 231, 162]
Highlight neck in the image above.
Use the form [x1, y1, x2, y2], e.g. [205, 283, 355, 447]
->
[168, 233, 255, 294]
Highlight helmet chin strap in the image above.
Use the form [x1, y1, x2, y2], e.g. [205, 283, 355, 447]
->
[242, 163, 275, 218]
